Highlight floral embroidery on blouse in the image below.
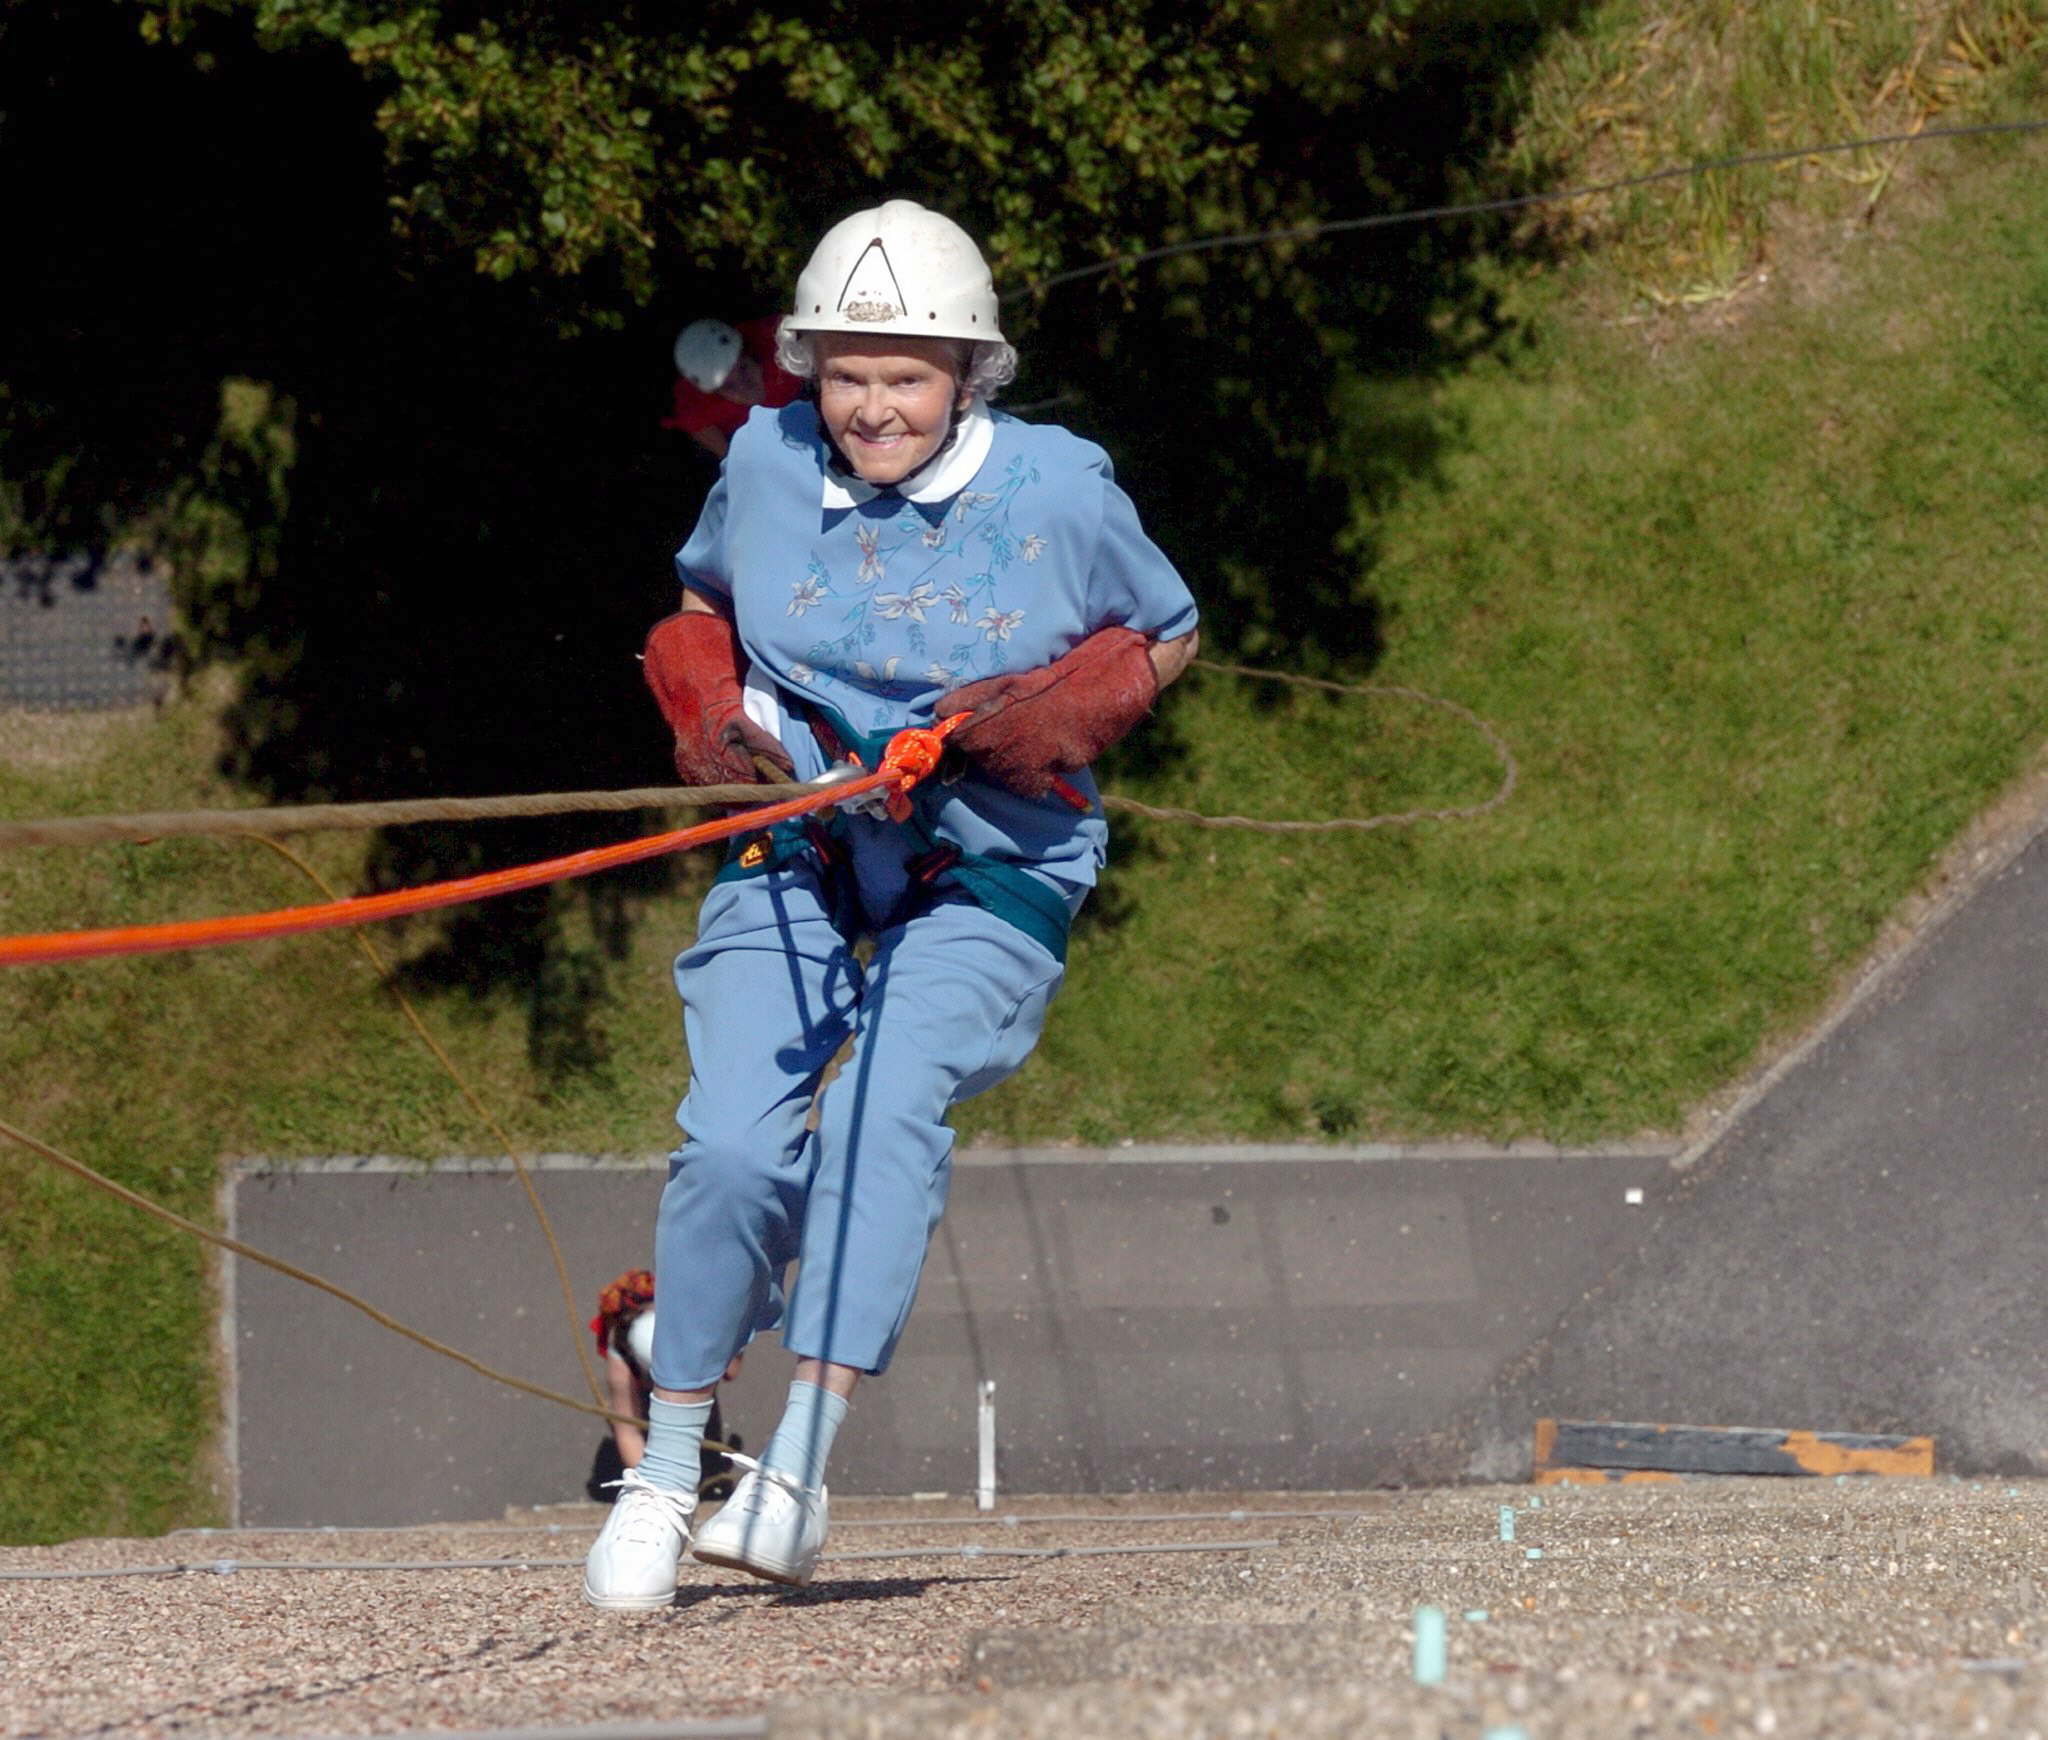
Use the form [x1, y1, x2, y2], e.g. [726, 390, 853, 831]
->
[855, 524, 884, 586]
[977, 607, 1025, 642]
[801, 450, 1047, 723]
[874, 583, 936, 623]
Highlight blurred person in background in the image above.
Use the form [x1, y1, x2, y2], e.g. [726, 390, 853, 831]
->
[662, 317, 803, 460]
[586, 1268, 739, 1503]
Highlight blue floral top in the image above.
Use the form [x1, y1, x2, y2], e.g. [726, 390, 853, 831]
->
[675, 398, 1198, 887]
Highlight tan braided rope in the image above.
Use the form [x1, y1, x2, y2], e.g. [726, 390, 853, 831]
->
[0, 779, 812, 850]
[0, 663, 1514, 849]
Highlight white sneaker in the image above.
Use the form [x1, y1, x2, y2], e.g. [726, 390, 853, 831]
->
[690, 1454, 828, 1587]
[582, 1466, 696, 1610]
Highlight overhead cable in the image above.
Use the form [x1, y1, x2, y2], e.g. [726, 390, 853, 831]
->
[1017, 116, 2048, 299]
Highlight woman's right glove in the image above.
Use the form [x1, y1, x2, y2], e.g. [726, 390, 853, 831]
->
[641, 611, 794, 786]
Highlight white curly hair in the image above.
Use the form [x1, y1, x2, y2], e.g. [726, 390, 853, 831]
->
[775, 322, 1019, 402]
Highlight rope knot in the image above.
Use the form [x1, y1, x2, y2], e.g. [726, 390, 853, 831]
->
[877, 714, 967, 822]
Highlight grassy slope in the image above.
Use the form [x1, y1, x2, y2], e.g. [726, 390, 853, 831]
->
[7, 118, 2048, 1541]
[978, 120, 2048, 1145]
[1498, 0, 2048, 303]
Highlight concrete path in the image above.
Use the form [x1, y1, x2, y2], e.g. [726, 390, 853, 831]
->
[1439, 815, 2048, 1485]
[229, 1145, 1668, 1524]
[0, 553, 173, 710]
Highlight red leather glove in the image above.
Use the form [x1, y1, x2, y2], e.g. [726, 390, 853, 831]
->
[642, 611, 794, 786]
[936, 626, 1157, 799]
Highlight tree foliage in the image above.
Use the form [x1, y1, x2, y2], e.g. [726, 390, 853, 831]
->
[132, 0, 1460, 310]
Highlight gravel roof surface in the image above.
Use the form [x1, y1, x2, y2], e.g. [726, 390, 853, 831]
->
[5, 1480, 2042, 1739]
[0, 1494, 1331, 1739]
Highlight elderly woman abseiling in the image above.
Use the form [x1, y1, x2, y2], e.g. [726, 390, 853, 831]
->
[584, 199, 1199, 1607]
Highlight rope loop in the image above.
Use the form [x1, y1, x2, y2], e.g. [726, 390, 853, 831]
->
[1100, 658, 1518, 835]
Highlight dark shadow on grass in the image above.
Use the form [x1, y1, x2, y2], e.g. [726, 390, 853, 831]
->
[1072, 813, 1165, 942]
[2, 6, 716, 1081]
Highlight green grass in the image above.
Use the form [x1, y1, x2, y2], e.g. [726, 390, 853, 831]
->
[10, 112, 2048, 1542]
[1502, 0, 2048, 305]
[974, 121, 2048, 1147]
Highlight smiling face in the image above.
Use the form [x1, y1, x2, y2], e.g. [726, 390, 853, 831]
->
[814, 334, 968, 486]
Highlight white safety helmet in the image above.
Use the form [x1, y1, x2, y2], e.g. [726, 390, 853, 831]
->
[673, 320, 743, 392]
[785, 199, 1004, 345]
[624, 1309, 656, 1375]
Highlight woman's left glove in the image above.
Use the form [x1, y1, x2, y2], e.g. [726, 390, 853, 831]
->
[642, 612, 795, 786]
[936, 626, 1157, 799]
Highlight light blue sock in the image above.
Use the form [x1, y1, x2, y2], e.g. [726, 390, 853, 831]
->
[636, 1396, 714, 1495]
[760, 1380, 848, 1492]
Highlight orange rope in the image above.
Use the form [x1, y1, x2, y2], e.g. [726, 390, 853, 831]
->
[0, 721, 963, 969]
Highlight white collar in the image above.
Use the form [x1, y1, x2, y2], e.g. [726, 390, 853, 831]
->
[820, 396, 994, 510]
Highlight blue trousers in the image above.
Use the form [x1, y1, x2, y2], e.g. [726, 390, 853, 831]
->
[650, 829, 1073, 1389]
